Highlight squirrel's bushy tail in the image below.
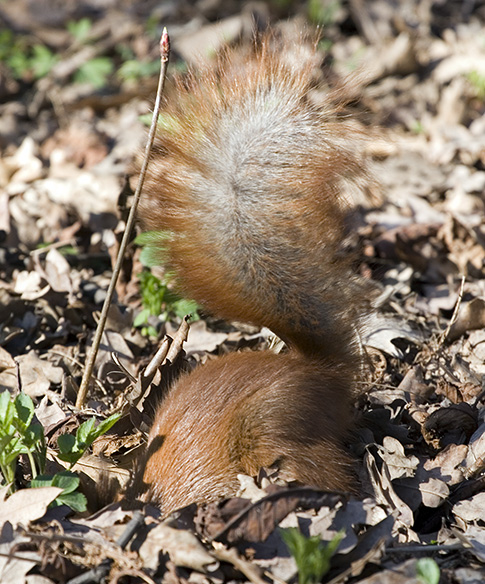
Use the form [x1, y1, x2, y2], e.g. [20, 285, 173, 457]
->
[138, 35, 370, 359]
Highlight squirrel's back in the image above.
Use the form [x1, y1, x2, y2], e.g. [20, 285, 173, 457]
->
[139, 36, 368, 358]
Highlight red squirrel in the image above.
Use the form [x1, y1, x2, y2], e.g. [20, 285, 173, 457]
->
[131, 33, 372, 515]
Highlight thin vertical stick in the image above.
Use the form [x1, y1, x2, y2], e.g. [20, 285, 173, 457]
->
[76, 29, 171, 409]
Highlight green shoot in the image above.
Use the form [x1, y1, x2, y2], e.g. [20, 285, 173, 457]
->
[118, 58, 160, 82]
[57, 414, 120, 468]
[134, 231, 199, 336]
[0, 391, 46, 488]
[0, 391, 119, 511]
[73, 57, 114, 88]
[281, 527, 344, 584]
[0, 30, 58, 81]
[67, 18, 93, 43]
[416, 558, 440, 584]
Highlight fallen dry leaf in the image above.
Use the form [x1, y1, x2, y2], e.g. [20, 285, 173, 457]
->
[0, 487, 62, 529]
[139, 523, 219, 572]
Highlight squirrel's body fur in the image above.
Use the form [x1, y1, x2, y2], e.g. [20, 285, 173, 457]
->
[133, 35, 370, 515]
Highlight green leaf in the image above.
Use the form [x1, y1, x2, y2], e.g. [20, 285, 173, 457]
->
[67, 18, 92, 43]
[172, 299, 200, 320]
[52, 471, 80, 494]
[118, 58, 160, 81]
[91, 413, 120, 440]
[138, 271, 166, 316]
[280, 528, 343, 584]
[138, 113, 155, 127]
[74, 57, 113, 89]
[143, 325, 159, 338]
[25, 423, 44, 445]
[56, 490, 87, 513]
[0, 392, 47, 489]
[417, 558, 440, 584]
[31, 44, 58, 78]
[76, 417, 96, 446]
[308, 0, 341, 26]
[135, 230, 171, 247]
[468, 70, 485, 100]
[7, 51, 31, 80]
[31, 472, 87, 512]
[58, 433, 76, 455]
[0, 434, 16, 453]
[57, 415, 120, 468]
[14, 393, 34, 429]
[0, 391, 14, 429]
[133, 307, 151, 328]
[136, 230, 171, 268]
[139, 244, 165, 268]
[76, 414, 120, 447]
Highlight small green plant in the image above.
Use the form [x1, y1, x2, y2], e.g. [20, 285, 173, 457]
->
[308, 0, 341, 26]
[30, 45, 58, 78]
[135, 270, 168, 337]
[37, 414, 119, 512]
[118, 58, 160, 82]
[0, 392, 45, 488]
[134, 231, 199, 336]
[416, 557, 440, 584]
[57, 414, 120, 467]
[0, 29, 58, 80]
[135, 271, 199, 336]
[67, 18, 92, 43]
[73, 57, 114, 88]
[31, 471, 87, 512]
[0, 391, 120, 511]
[281, 527, 344, 584]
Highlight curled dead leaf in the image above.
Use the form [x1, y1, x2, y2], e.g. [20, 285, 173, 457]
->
[422, 403, 478, 449]
[447, 298, 485, 342]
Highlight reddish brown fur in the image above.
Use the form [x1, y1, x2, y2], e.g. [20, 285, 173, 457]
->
[132, 34, 370, 514]
[132, 352, 353, 515]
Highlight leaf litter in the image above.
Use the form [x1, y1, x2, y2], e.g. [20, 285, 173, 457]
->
[1, 0, 485, 582]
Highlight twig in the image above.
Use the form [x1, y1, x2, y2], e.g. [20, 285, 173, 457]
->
[30, 239, 77, 256]
[49, 350, 106, 393]
[76, 29, 171, 409]
[438, 275, 465, 346]
[116, 510, 146, 548]
[142, 336, 171, 380]
[165, 315, 190, 363]
[211, 543, 267, 584]
[65, 510, 145, 584]
[385, 542, 466, 554]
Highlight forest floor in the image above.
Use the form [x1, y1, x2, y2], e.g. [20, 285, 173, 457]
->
[1, 1, 485, 583]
